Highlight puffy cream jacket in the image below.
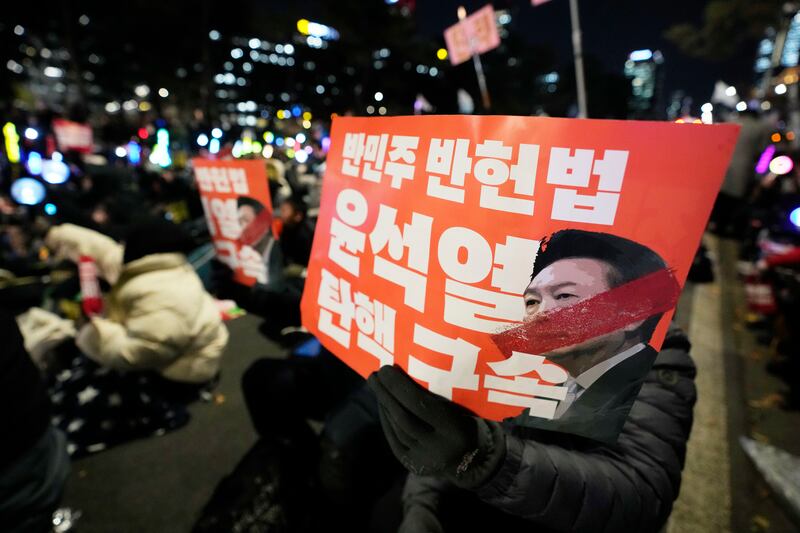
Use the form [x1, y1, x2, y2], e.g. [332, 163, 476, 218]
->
[46, 224, 228, 383]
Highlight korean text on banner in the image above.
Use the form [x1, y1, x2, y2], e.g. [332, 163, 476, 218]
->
[443, 4, 501, 66]
[193, 159, 275, 287]
[300, 115, 739, 442]
[52, 119, 94, 153]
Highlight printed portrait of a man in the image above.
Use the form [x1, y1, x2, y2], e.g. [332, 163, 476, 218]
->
[237, 196, 280, 284]
[510, 229, 674, 442]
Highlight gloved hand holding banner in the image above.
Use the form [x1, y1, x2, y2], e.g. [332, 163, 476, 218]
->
[300, 115, 739, 443]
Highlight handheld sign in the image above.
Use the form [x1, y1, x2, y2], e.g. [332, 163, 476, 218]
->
[193, 159, 276, 286]
[444, 4, 501, 66]
[301, 115, 738, 442]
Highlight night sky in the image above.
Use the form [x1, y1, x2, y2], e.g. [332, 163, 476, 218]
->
[416, 0, 754, 107]
[4, 0, 756, 112]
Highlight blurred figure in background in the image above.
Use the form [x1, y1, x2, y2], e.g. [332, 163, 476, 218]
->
[711, 109, 770, 237]
[266, 158, 291, 205]
[277, 195, 315, 269]
[0, 310, 70, 533]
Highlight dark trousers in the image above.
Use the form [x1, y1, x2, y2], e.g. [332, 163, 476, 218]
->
[241, 351, 403, 532]
[241, 350, 364, 438]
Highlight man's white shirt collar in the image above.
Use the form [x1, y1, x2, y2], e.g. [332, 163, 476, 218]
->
[552, 342, 646, 420]
[573, 342, 646, 390]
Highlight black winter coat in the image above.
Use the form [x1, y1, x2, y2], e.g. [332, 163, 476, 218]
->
[402, 327, 696, 533]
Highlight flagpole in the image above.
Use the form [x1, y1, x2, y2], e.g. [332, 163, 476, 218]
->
[568, 0, 588, 118]
[458, 6, 492, 111]
[472, 50, 492, 110]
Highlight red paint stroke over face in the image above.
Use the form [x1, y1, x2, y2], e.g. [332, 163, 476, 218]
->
[491, 267, 681, 356]
[239, 208, 273, 247]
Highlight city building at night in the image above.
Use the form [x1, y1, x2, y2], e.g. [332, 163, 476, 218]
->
[624, 48, 665, 120]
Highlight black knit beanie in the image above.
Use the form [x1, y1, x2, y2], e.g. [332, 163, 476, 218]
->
[122, 219, 195, 264]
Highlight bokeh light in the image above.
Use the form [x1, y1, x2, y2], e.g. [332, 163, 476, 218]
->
[11, 177, 46, 205]
[769, 155, 794, 175]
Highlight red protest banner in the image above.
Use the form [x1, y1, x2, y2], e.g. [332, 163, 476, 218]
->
[192, 159, 276, 287]
[52, 119, 94, 153]
[444, 4, 501, 66]
[300, 115, 739, 442]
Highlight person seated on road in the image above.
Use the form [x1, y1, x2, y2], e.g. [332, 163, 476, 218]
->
[46, 219, 228, 381]
[367, 325, 696, 533]
[44, 219, 229, 457]
[0, 309, 70, 532]
[276, 195, 315, 271]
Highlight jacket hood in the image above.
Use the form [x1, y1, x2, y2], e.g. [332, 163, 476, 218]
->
[116, 253, 188, 286]
[123, 220, 194, 264]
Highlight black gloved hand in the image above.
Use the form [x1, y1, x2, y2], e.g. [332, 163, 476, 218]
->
[367, 366, 505, 487]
